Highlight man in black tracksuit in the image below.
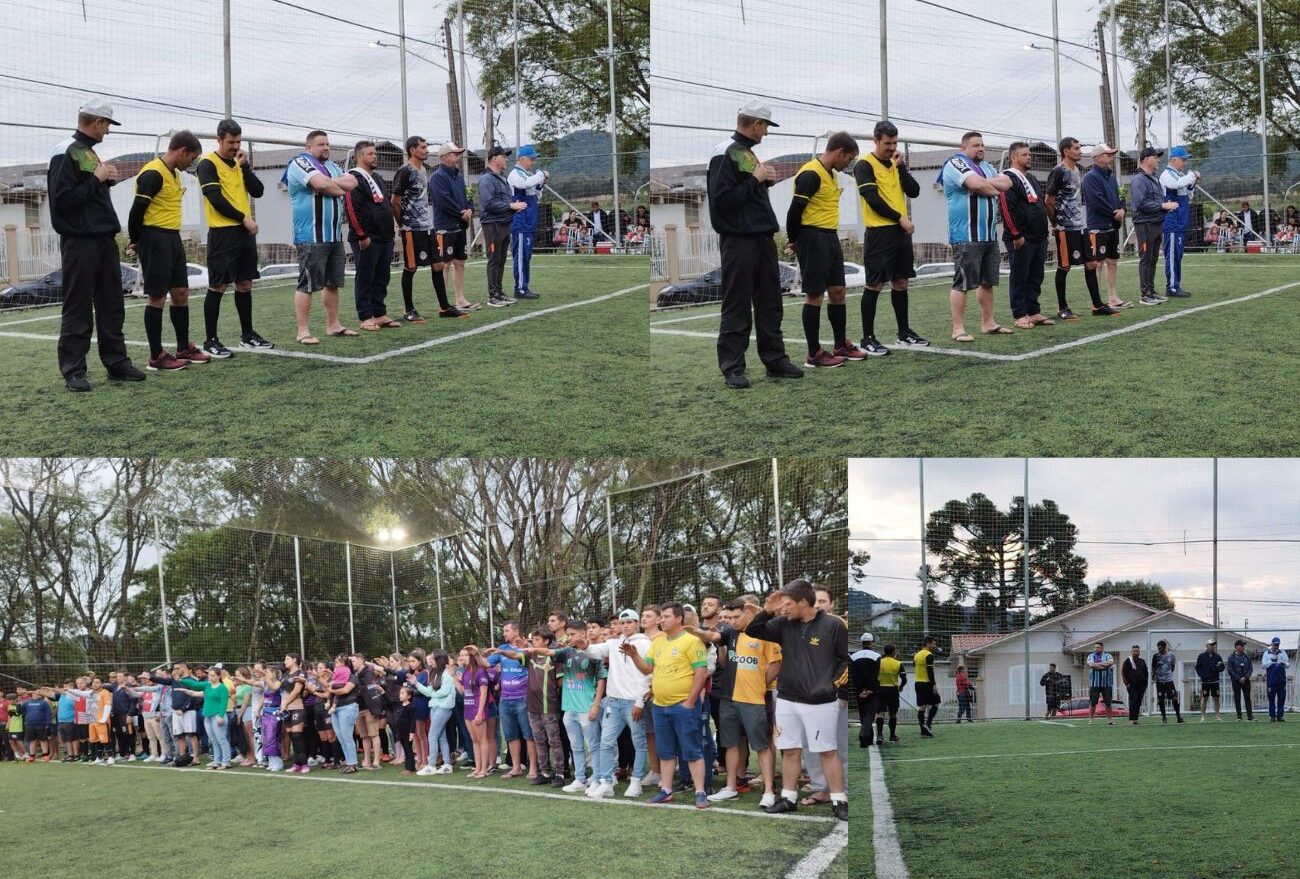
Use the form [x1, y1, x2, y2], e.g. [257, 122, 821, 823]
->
[997, 141, 1053, 327]
[1121, 645, 1149, 724]
[850, 633, 881, 746]
[48, 98, 144, 392]
[706, 101, 801, 389]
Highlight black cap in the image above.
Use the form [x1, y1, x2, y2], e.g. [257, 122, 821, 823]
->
[1234, 639, 1246, 647]
[1140, 147, 1163, 159]
[487, 146, 512, 159]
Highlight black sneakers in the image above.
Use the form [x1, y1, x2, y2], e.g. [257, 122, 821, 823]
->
[1057, 309, 1079, 321]
[860, 335, 891, 356]
[725, 372, 751, 389]
[1166, 288, 1190, 298]
[204, 338, 234, 359]
[514, 289, 539, 300]
[833, 800, 848, 822]
[240, 332, 274, 349]
[107, 364, 146, 382]
[896, 330, 930, 347]
[65, 372, 91, 392]
[763, 797, 798, 814]
[766, 361, 804, 379]
[1091, 305, 1123, 317]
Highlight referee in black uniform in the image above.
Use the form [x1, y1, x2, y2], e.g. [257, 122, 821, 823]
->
[706, 100, 801, 389]
[48, 98, 144, 391]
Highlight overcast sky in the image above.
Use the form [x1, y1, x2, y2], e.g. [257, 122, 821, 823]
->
[652, 0, 1189, 167]
[849, 458, 1300, 634]
[0, 0, 553, 165]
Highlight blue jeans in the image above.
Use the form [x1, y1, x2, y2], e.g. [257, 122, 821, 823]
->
[562, 710, 600, 783]
[454, 700, 474, 761]
[204, 714, 230, 765]
[594, 697, 647, 784]
[331, 702, 359, 766]
[678, 696, 714, 787]
[427, 706, 453, 765]
[499, 698, 533, 742]
[653, 701, 703, 763]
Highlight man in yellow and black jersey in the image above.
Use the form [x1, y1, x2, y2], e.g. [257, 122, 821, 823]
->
[874, 643, 905, 744]
[128, 130, 204, 372]
[784, 132, 860, 369]
[194, 118, 272, 358]
[913, 635, 940, 737]
[853, 120, 928, 356]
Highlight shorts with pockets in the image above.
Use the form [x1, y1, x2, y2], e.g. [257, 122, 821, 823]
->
[718, 699, 770, 750]
[296, 242, 345, 292]
[399, 230, 435, 270]
[774, 697, 839, 754]
[170, 710, 196, 736]
[1055, 228, 1095, 267]
[952, 240, 1001, 290]
[1087, 228, 1119, 260]
[433, 229, 468, 263]
[136, 228, 189, 296]
[863, 224, 917, 286]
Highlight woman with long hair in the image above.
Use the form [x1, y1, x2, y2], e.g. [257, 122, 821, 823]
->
[407, 649, 431, 770]
[352, 653, 384, 770]
[309, 661, 339, 768]
[328, 653, 360, 774]
[281, 653, 309, 773]
[235, 666, 256, 767]
[415, 650, 456, 775]
[454, 645, 492, 778]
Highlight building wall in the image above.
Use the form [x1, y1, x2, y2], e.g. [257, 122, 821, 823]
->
[767, 172, 862, 235]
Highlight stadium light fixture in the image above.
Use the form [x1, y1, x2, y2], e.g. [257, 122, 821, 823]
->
[377, 528, 392, 543]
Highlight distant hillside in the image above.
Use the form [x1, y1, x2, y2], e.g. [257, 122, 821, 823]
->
[848, 589, 873, 625]
[1191, 131, 1300, 200]
[539, 129, 649, 200]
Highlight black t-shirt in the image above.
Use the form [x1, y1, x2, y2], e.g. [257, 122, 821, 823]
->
[333, 671, 359, 706]
[714, 625, 742, 698]
[280, 669, 305, 704]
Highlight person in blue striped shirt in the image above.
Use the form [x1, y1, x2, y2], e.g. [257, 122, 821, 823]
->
[941, 131, 1013, 342]
[1086, 641, 1115, 725]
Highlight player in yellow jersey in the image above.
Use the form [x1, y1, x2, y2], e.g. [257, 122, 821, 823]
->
[128, 131, 205, 371]
[913, 635, 940, 737]
[875, 643, 905, 744]
[784, 132, 861, 369]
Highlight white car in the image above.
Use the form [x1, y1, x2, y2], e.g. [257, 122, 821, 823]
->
[257, 263, 298, 283]
[915, 260, 1009, 279]
[186, 263, 209, 290]
[843, 261, 866, 288]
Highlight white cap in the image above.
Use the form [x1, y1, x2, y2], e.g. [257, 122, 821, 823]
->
[435, 141, 466, 156]
[1088, 142, 1118, 156]
[860, 632, 874, 643]
[79, 97, 121, 125]
[618, 608, 640, 622]
[738, 99, 779, 127]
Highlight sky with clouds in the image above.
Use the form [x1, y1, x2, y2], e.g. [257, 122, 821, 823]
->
[651, 0, 1192, 167]
[849, 458, 1300, 634]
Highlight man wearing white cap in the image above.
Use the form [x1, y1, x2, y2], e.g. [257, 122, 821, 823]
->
[1081, 143, 1132, 310]
[850, 632, 881, 747]
[1262, 637, 1289, 721]
[428, 142, 478, 312]
[706, 100, 802, 389]
[582, 608, 652, 799]
[1160, 145, 1199, 298]
[48, 98, 144, 392]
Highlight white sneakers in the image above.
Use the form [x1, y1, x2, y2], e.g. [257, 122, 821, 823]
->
[623, 779, 643, 798]
[105, 756, 116, 765]
[562, 778, 588, 793]
[707, 787, 739, 802]
[416, 765, 438, 776]
[759, 792, 777, 809]
[642, 770, 661, 786]
[586, 781, 615, 799]
[435, 764, 453, 774]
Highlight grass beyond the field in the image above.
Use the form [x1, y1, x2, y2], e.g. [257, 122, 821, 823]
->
[0, 758, 843, 879]
[648, 254, 1300, 457]
[851, 717, 1300, 879]
[0, 254, 646, 457]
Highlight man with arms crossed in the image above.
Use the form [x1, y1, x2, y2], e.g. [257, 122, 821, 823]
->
[1086, 641, 1115, 725]
[941, 131, 1013, 341]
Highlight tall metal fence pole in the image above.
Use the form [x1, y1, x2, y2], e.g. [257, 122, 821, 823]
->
[1255, 0, 1271, 245]
[390, 550, 400, 654]
[919, 458, 928, 637]
[345, 542, 356, 654]
[485, 521, 495, 645]
[1164, 0, 1172, 150]
[1052, 0, 1062, 146]
[294, 536, 306, 659]
[605, 494, 617, 613]
[513, 0, 521, 150]
[606, 0, 622, 245]
[1212, 458, 1219, 633]
[399, 0, 409, 142]
[222, 0, 232, 118]
[771, 458, 784, 587]
[154, 516, 172, 666]
[1110, 1, 1121, 151]
[1023, 458, 1031, 721]
[879, 0, 889, 119]
[434, 541, 446, 650]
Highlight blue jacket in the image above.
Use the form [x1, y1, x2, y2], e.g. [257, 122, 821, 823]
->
[1160, 166, 1198, 233]
[1129, 170, 1166, 225]
[428, 164, 471, 232]
[1081, 165, 1121, 231]
[507, 164, 546, 234]
[477, 169, 514, 225]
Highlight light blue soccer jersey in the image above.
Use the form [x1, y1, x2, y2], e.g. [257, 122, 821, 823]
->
[941, 154, 999, 245]
[285, 154, 344, 245]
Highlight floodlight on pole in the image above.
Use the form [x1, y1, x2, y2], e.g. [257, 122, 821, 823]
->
[377, 528, 392, 543]
[391, 526, 408, 544]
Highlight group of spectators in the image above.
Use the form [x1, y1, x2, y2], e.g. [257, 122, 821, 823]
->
[1205, 205, 1300, 251]
[553, 204, 649, 252]
[0, 581, 849, 822]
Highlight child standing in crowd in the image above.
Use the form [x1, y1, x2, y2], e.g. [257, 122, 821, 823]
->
[393, 679, 417, 776]
[260, 665, 284, 772]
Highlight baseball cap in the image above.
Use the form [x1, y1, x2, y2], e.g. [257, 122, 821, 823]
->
[860, 632, 875, 644]
[435, 142, 466, 156]
[618, 608, 640, 622]
[1206, 639, 1216, 645]
[1140, 147, 1164, 159]
[487, 145, 512, 159]
[1169, 145, 1190, 159]
[682, 603, 697, 615]
[517, 144, 538, 158]
[1088, 142, 1119, 156]
[739, 99, 779, 127]
[79, 96, 121, 125]
[1272, 637, 1282, 644]
[1234, 639, 1246, 647]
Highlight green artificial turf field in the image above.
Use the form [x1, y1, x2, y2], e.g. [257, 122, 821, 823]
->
[0, 254, 647, 457]
[850, 716, 1300, 879]
[0, 758, 846, 879]
[649, 253, 1300, 457]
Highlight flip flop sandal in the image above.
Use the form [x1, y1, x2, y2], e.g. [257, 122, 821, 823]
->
[360, 322, 381, 332]
[296, 335, 320, 345]
[982, 325, 1014, 335]
[800, 795, 831, 806]
[457, 302, 481, 311]
[1031, 317, 1056, 326]
[951, 332, 975, 343]
[1014, 319, 1036, 329]
[329, 328, 360, 337]
[377, 318, 403, 328]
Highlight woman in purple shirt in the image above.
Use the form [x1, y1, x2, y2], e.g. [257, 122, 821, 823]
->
[454, 646, 492, 778]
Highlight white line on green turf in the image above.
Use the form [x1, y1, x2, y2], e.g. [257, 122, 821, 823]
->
[109, 761, 835, 823]
[783, 822, 848, 879]
[1039, 720, 1076, 727]
[885, 741, 1300, 764]
[0, 301, 148, 327]
[649, 327, 1012, 362]
[869, 744, 911, 879]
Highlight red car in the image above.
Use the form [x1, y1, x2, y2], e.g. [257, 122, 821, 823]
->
[1055, 696, 1128, 718]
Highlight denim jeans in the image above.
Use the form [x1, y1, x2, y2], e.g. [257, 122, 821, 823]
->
[331, 702, 359, 766]
[499, 698, 533, 742]
[594, 697, 647, 784]
[652, 701, 703, 762]
[204, 714, 230, 765]
[562, 710, 600, 782]
[427, 706, 453, 765]
[678, 696, 714, 787]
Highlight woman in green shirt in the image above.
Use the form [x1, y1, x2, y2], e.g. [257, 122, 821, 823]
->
[175, 667, 232, 769]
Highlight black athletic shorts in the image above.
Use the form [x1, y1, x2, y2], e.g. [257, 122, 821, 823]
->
[1156, 681, 1179, 700]
[794, 228, 845, 296]
[136, 228, 188, 296]
[58, 722, 77, 740]
[914, 681, 941, 707]
[1087, 228, 1119, 260]
[75, 723, 89, 741]
[1088, 685, 1113, 706]
[1201, 681, 1220, 697]
[311, 701, 331, 732]
[400, 229, 436, 269]
[863, 224, 917, 286]
[282, 708, 307, 728]
[1055, 228, 1095, 268]
[878, 688, 900, 714]
[433, 228, 468, 263]
[207, 226, 260, 286]
[24, 723, 47, 743]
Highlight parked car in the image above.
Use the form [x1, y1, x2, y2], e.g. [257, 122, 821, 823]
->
[0, 265, 137, 309]
[655, 262, 799, 308]
[843, 261, 866, 288]
[120, 263, 142, 296]
[1055, 697, 1127, 719]
[257, 263, 298, 282]
[915, 260, 1009, 279]
[186, 263, 209, 290]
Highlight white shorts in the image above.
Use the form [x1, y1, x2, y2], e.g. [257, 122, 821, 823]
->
[171, 710, 197, 735]
[774, 697, 839, 753]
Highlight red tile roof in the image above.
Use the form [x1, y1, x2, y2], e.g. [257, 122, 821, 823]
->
[951, 633, 1004, 654]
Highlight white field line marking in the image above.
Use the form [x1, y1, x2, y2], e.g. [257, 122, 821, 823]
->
[783, 822, 848, 879]
[0, 301, 148, 326]
[869, 744, 910, 879]
[886, 740, 1300, 765]
[1039, 720, 1076, 727]
[0, 284, 648, 365]
[107, 760, 834, 823]
[652, 280, 1300, 363]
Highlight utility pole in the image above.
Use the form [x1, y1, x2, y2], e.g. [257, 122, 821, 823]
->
[222, 0, 232, 117]
[1097, 21, 1117, 148]
[457, 1, 470, 180]
[606, 0, 621, 246]
[1164, 0, 1172, 150]
[1256, 0, 1271, 246]
[879, 0, 889, 120]
[1052, 0, 1061, 146]
[399, 0, 409, 142]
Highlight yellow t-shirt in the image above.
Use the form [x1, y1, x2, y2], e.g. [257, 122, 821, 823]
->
[730, 632, 782, 705]
[647, 631, 707, 707]
[138, 156, 184, 231]
[792, 158, 842, 231]
[914, 648, 934, 684]
[878, 656, 902, 688]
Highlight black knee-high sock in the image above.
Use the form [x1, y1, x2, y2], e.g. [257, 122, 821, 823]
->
[861, 288, 881, 338]
[1055, 268, 1070, 310]
[827, 302, 847, 347]
[144, 305, 164, 357]
[802, 304, 821, 355]
[291, 731, 307, 767]
[402, 270, 416, 312]
[233, 289, 254, 336]
[1083, 267, 1102, 307]
[926, 705, 939, 728]
[204, 288, 223, 340]
[888, 716, 897, 737]
[333, 740, 345, 764]
[431, 268, 451, 309]
[875, 717, 884, 740]
[891, 288, 909, 337]
[169, 305, 189, 350]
